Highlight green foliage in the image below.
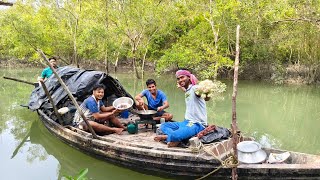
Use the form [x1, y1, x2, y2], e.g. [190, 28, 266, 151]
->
[62, 168, 88, 180]
[1, 0, 320, 81]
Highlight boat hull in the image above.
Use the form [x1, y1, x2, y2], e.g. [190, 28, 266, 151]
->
[37, 110, 320, 179]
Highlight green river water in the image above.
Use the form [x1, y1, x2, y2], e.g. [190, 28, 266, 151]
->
[0, 68, 319, 180]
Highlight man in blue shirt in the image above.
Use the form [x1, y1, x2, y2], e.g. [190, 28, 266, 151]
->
[73, 84, 126, 135]
[154, 70, 210, 147]
[135, 79, 173, 122]
[39, 57, 58, 82]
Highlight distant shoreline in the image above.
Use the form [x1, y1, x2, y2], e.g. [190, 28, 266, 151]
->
[1, 59, 319, 85]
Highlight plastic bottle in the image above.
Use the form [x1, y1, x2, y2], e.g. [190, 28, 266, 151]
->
[160, 118, 165, 124]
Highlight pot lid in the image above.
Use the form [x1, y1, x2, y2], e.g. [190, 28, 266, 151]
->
[237, 141, 262, 153]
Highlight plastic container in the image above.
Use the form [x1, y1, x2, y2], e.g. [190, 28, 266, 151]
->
[160, 118, 165, 124]
[120, 110, 130, 118]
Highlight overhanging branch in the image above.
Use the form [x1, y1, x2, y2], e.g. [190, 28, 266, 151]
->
[0, 1, 13, 6]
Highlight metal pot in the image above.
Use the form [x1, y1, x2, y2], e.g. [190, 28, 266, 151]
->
[237, 141, 267, 164]
[136, 110, 157, 119]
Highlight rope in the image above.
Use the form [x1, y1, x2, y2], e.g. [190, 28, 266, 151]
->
[192, 140, 239, 180]
[188, 140, 204, 153]
[195, 165, 223, 180]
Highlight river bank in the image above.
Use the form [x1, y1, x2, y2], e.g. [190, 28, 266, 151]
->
[1, 58, 319, 85]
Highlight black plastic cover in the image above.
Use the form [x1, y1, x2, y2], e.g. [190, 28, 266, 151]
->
[28, 66, 133, 111]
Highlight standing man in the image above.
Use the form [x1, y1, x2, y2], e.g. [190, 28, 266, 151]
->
[39, 57, 58, 82]
[154, 70, 210, 147]
[73, 84, 126, 135]
[135, 79, 173, 122]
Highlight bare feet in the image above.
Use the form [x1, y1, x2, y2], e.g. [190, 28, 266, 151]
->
[167, 142, 180, 147]
[114, 128, 124, 135]
[154, 135, 167, 142]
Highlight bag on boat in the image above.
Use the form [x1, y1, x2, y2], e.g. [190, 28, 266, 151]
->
[198, 126, 231, 144]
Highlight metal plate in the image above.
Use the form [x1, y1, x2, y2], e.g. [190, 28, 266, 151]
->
[237, 141, 261, 153]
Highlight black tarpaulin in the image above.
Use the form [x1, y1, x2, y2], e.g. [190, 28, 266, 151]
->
[28, 66, 133, 111]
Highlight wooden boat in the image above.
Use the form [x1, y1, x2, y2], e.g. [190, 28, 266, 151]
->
[37, 109, 320, 180]
[29, 66, 320, 179]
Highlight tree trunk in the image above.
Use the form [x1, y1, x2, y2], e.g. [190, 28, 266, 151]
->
[114, 51, 120, 78]
[132, 47, 141, 79]
[73, 1, 81, 67]
[104, 48, 109, 74]
[141, 47, 148, 80]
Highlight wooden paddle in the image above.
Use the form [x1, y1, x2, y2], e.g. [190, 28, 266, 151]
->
[3, 76, 35, 86]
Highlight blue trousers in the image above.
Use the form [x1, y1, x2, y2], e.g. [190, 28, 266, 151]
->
[160, 120, 205, 142]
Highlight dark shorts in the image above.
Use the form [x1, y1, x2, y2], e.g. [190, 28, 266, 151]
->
[154, 110, 166, 117]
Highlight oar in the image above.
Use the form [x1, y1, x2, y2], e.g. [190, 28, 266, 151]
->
[39, 80, 63, 124]
[3, 76, 35, 86]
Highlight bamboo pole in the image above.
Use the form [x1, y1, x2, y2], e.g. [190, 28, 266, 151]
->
[37, 49, 98, 139]
[231, 25, 240, 180]
[39, 81, 63, 124]
[3, 76, 35, 86]
[0, 2, 13, 6]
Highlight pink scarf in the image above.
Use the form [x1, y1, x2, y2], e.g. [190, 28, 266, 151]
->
[175, 70, 198, 85]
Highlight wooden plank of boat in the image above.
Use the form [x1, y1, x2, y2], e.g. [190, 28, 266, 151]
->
[37, 109, 320, 179]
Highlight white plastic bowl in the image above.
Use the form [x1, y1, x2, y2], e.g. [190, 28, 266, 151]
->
[113, 97, 133, 110]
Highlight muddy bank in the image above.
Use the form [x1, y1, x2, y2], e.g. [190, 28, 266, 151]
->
[240, 62, 320, 85]
[0, 58, 155, 74]
[0, 58, 42, 68]
[2, 59, 320, 84]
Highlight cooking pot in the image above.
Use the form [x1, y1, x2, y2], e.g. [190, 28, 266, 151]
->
[136, 110, 157, 119]
[237, 141, 267, 164]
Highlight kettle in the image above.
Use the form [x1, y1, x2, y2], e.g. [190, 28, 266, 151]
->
[127, 122, 137, 134]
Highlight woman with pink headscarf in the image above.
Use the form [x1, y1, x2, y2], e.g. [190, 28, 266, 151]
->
[154, 69, 210, 147]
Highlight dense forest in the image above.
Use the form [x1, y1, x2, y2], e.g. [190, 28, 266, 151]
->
[0, 0, 320, 84]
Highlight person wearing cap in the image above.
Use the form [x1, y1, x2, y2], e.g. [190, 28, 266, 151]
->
[39, 57, 59, 82]
[135, 79, 173, 122]
[73, 84, 126, 135]
[154, 70, 210, 147]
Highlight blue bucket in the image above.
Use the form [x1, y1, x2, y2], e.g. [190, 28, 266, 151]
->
[120, 110, 129, 118]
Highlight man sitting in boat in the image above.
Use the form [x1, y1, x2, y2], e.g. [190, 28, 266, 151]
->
[154, 70, 210, 147]
[39, 57, 59, 82]
[135, 79, 173, 122]
[73, 84, 126, 135]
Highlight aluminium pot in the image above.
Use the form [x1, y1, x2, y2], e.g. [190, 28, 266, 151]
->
[136, 110, 157, 119]
[237, 141, 267, 164]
